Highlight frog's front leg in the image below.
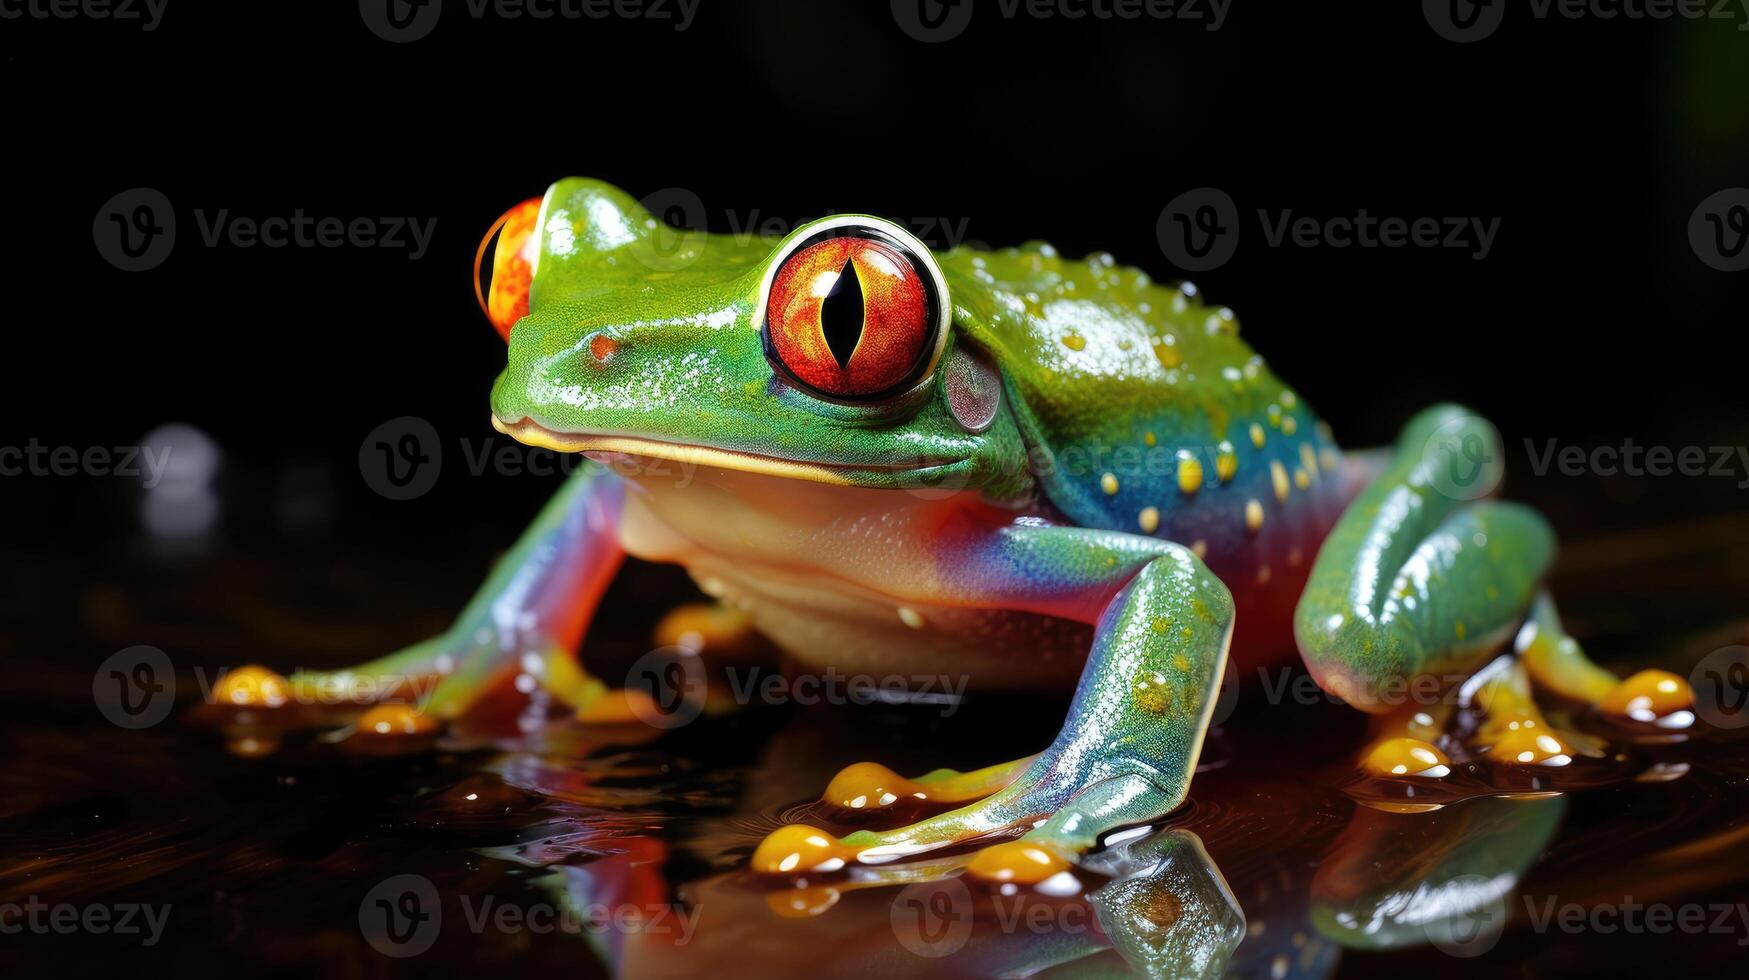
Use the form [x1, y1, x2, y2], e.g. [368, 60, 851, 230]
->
[217, 464, 647, 727]
[1295, 405, 1693, 767]
[754, 527, 1234, 882]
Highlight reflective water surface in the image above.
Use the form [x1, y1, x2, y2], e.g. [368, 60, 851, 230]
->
[3, 477, 1747, 978]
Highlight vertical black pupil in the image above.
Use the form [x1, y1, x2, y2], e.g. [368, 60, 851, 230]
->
[820, 259, 865, 371]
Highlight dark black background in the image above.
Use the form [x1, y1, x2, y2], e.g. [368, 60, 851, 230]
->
[2, 7, 1748, 979]
[4, 3, 1747, 531]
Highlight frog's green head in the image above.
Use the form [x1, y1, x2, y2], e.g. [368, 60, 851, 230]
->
[484, 178, 1028, 496]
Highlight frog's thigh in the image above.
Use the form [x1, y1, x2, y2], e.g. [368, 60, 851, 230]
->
[753, 536, 1235, 880]
[796, 522, 1179, 818]
[1294, 405, 1692, 726]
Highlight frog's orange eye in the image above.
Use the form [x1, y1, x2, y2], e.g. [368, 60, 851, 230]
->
[762, 228, 944, 401]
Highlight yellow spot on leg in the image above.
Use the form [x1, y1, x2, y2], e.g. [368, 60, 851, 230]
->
[1138, 506, 1160, 534]
[1177, 452, 1204, 495]
[897, 606, 926, 629]
[1215, 441, 1237, 482]
[1132, 672, 1173, 713]
[1245, 499, 1264, 532]
[1101, 472, 1120, 495]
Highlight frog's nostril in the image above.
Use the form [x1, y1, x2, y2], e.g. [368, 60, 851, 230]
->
[586, 332, 620, 364]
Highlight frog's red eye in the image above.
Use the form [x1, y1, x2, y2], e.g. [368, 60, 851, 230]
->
[762, 227, 944, 400]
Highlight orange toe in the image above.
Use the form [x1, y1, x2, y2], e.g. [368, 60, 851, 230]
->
[357, 704, 438, 736]
[576, 688, 662, 724]
[751, 825, 856, 875]
[212, 665, 290, 708]
[1599, 669, 1693, 722]
[1361, 737, 1452, 778]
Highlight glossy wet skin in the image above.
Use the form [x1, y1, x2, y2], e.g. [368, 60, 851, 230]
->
[491, 179, 1333, 512]
[489, 179, 1347, 661]
[213, 178, 1693, 905]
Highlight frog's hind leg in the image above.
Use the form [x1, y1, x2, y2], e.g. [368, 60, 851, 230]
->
[753, 529, 1233, 882]
[1295, 405, 1694, 774]
[216, 465, 648, 727]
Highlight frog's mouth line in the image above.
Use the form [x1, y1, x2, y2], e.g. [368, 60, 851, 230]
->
[492, 415, 957, 486]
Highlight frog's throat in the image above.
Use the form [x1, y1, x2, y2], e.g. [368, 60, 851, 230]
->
[492, 415, 945, 487]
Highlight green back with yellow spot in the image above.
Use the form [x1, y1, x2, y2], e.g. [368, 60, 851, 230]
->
[939, 244, 1339, 543]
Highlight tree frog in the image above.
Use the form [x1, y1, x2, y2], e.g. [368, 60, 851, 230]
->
[219, 178, 1693, 883]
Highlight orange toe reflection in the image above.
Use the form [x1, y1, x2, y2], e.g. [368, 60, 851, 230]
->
[212, 665, 290, 708]
[1599, 669, 1694, 723]
[965, 841, 1072, 884]
[1362, 737, 1452, 778]
[357, 704, 438, 736]
[765, 885, 842, 918]
[752, 825, 856, 875]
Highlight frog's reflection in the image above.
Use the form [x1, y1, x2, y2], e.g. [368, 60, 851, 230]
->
[520, 826, 1243, 979]
[462, 707, 1565, 979]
